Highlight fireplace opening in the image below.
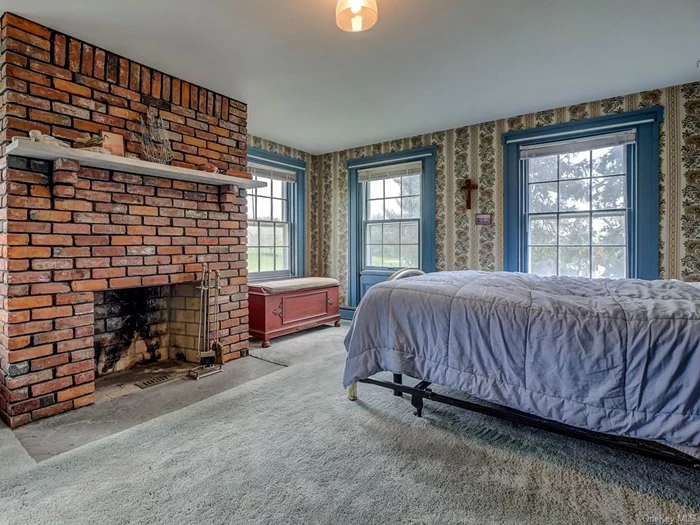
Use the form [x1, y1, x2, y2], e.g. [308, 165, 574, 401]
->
[94, 283, 208, 378]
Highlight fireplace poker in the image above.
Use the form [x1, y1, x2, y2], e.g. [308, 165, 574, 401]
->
[212, 270, 224, 365]
[188, 264, 223, 380]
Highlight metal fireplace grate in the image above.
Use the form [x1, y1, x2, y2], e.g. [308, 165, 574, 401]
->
[135, 374, 176, 389]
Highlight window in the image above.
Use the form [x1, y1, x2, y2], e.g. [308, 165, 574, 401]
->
[246, 148, 306, 280]
[347, 147, 437, 309]
[524, 135, 629, 278]
[246, 164, 293, 276]
[503, 107, 663, 280]
[362, 162, 422, 269]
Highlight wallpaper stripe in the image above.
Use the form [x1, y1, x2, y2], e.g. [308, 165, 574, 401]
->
[669, 85, 680, 278]
[445, 129, 456, 270]
[495, 118, 506, 272]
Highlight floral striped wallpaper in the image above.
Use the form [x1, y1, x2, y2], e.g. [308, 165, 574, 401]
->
[250, 80, 700, 305]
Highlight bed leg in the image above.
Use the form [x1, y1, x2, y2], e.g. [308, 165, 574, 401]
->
[392, 373, 402, 397]
[347, 382, 358, 401]
[411, 393, 423, 417]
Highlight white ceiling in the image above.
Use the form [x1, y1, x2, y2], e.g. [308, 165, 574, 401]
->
[4, 0, 700, 154]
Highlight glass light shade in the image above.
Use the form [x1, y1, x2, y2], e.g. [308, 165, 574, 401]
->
[336, 0, 378, 33]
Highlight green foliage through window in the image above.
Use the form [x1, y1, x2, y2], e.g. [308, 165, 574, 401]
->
[527, 146, 627, 278]
[364, 174, 421, 269]
[247, 172, 292, 275]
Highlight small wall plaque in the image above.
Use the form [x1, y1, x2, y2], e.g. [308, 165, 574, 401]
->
[476, 214, 493, 226]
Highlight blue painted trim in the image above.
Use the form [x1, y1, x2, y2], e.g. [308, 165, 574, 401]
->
[347, 146, 438, 307]
[347, 146, 438, 169]
[502, 106, 663, 280]
[421, 151, 437, 274]
[501, 107, 664, 146]
[247, 147, 306, 170]
[348, 162, 362, 307]
[246, 149, 306, 277]
[294, 169, 306, 277]
[503, 142, 522, 274]
[634, 118, 661, 280]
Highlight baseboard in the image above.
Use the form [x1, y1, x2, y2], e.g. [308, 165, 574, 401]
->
[339, 306, 355, 320]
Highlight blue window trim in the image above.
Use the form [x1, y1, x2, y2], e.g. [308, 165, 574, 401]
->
[502, 107, 663, 280]
[347, 146, 437, 307]
[246, 147, 306, 278]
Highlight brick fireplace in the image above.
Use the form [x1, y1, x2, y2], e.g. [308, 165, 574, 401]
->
[0, 13, 252, 427]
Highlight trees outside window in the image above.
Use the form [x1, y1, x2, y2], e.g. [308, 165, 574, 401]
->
[526, 145, 627, 278]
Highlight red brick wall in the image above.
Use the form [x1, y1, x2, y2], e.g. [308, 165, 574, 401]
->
[0, 13, 247, 173]
[0, 156, 249, 428]
[0, 12, 251, 428]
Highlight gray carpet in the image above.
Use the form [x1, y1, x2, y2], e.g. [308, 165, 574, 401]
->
[0, 323, 698, 525]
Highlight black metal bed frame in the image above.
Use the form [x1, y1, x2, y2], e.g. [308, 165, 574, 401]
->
[359, 374, 700, 470]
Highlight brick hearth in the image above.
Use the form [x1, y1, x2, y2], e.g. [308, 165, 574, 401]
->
[0, 13, 251, 428]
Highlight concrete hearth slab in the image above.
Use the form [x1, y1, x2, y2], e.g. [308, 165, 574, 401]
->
[12, 355, 284, 462]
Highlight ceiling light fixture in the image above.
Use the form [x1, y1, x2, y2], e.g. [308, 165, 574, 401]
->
[336, 0, 378, 33]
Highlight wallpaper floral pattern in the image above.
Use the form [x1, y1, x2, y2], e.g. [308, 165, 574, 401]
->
[250, 80, 700, 304]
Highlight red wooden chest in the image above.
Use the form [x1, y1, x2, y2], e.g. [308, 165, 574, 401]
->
[249, 278, 341, 347]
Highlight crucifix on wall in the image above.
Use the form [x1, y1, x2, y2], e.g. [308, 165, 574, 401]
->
[460, 179, 478, 210]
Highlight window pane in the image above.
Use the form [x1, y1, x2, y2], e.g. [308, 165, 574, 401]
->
[592, 176, 626, 210]
[248, 222, 259, 247]
[529, 156, 558, 182]
[367, 245, 383, 266]
[272, 179, 284, 199]
[368, 180, 384, 199]
[402, 175, 421, 196]
[248, 248, 259, 273]
[525, 143, 628, 280]
[383, 223, 400, 244]
[529, 247, 557, 276]
[592, 247, 626, 278]
[592, 213, 626, 245]
[383, 245, 400, 267]
[559, 151, 590, 179]
[259, 223, 274, 246]
[559, 247, 590, 277]
[257, 197, 272, 221]
[259, 247, 275, 272]
[367, 223, 382, 244]
[385, 178, 401, 198]
[559, 214, 590, 245]
[275, 247, 289, 271]
[272, 199, 284, 221]
[368, 200, 384, 220]
[385, 198, 401, 219]
[529, 215, 557, 245]
[529, 183, 558, 213]
[402, 197, 420, 218]
[401, 222, 419, 244]
[593, 146, 625, 176]
[257, 176, 271, 197]
[247, 196, 255, 219]
[275, 223, 289, 247]
[559, 179, 590, 211]
[400, 245, 419, 267]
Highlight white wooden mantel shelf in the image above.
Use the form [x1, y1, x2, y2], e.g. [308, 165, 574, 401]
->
[6, 138, 266, 189]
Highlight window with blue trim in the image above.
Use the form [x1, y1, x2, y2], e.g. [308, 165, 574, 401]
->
[246, 148, 305, 280]
[348, 147, 437, 307]
[362, 161, 422, 269]
[503, 107, 663, 280]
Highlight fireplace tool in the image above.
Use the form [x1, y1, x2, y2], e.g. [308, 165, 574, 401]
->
[188, 264, 223, 380]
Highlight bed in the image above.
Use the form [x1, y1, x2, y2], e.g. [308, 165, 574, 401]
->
[343, 271, 700, 468]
